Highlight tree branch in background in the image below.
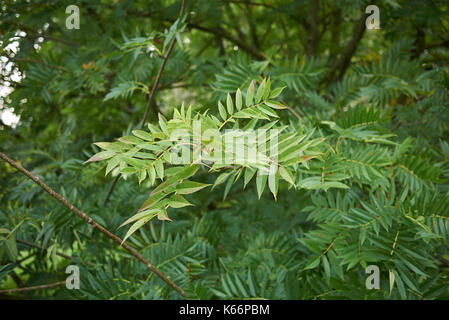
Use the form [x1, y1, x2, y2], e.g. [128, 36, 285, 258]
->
[0, 281, 65, 294]
[104, 0, 187, 206]
[246, 0, 260, 50]
[16, 239, 96, 267]
[306, 0, 320, 57]
[189, 23, 266, 61]
[140, 0, 187, 128]
[322, 11, 368, 85]
[0, 151, 187, 298]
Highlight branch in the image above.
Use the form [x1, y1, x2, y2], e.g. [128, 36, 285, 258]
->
[105, 0, 187, 206]
[0, 281, 65, 294]
[0, 151, 187, 298]
[245, 0, 260, 49]
[321, 11, 368, 85]
[11, 22, 78, 47]
[140, 0, 187, 128]
[16, 239, 95, 267]
[188, 23, 266, 61]
[306, 0, 320, 57]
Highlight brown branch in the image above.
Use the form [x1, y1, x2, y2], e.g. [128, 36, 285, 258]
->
[140, 0, 187, 128]
[11, 22, 78, 47]
[246, 0, 259, 49]
[434, 254, 449, 268]
[16, 239, 95, 267]
[0, 151, 187, 297]
[321, 11, 368, 85]
[188, 23, 266, 61]
[0, 281, 65, 294]
[306, 0, 320, 57]
[103, 175, 120, 206]
[105, 0, 187, 206]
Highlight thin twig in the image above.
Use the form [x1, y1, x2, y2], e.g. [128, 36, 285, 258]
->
[321, 10, 368, 85]
[104, 0, 187, 206]
[103, 175, 119, 206]
[140, 0, 187, 129]
[188, 23, 266, 61]
[0, 281, 65, 294]
[16, 239, 96, 267]
[0, 151, 187, 297]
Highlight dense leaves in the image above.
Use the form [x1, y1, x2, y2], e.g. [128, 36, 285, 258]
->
[0, 0, 448, 300]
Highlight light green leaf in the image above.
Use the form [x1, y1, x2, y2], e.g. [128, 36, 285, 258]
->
[175, 181, 211, 194]
[154, 159, 164, 180]
[269, 86, 286, 99]
[235, 88, 242, 111]
[226, 93, 234, 115]
[268, 169, 279, 200]
[132, 130, 153, 141]
[246, 80, 255, 107]
[218, 101, 227, 121]
[122, 214, 155, 244]
[265, 100, 288, 110]
[256, 170, 268, 199]
[244, 167, 256, 189]
[279, 167, 295, 186]
[255, 78, 266, 103]
[168, 194, 193, 208]
[85, 151, 116, 163]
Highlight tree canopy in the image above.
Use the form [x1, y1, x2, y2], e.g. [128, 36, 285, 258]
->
[0, 0, 448, 300]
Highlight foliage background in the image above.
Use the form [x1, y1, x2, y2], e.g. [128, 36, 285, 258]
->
[0, 0, 448, 299]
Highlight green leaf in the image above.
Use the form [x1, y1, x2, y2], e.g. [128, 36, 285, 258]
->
[94, 142, 125, 152]
[268, 166, 279, 200]
[132, 130, 153, 141]
[244, 167, 256, 189]
[257, 105, 279, 118]
[269, 86, 286, 99]
[120, 167, 138, 174]
[138, 169, 147, 184]
[255, 78, 266, 103]
[85, 151, 116, 163]
[262, 77, 271, 101]
[265, 101, 288, 109]
[119, 209, 159, 228]
[105, 157, 120, 176]
[168, 194, 193, 208]
[175, 181, 211, 194]
[218, 101, 227, 121]
[226, 93, 234, 115]
[157, 208, 172, 221]
[304, 256, 321, 270]
[279, 167, 295, 186]
[177, 164, 200, 180]
[213, 172, 231, 189]
[235, 88, 243, 111]
[5, 236, 17, 261]
[256, 170, 268, 199]
[122, 214, 155, 243]
[154, 159, 164, 180]
[246, 80, 255, 107]
[322, 255, 331, 284]
[119, 135, 144, 144]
